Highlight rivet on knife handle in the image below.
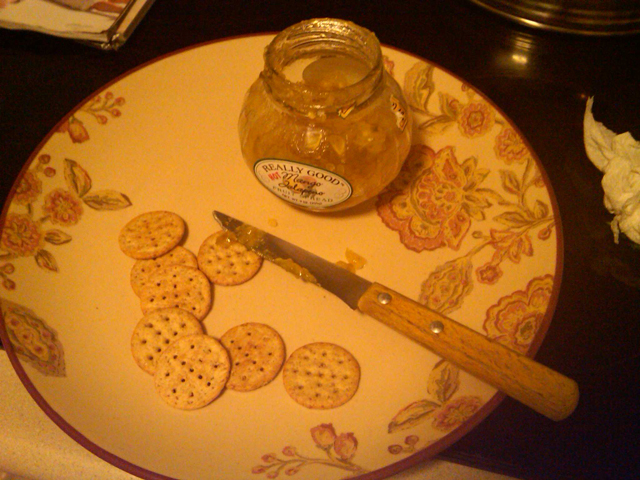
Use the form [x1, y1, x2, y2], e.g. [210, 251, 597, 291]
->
[359, 282, 579, 421]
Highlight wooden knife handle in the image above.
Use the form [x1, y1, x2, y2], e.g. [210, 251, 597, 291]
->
[357, 283, 579, 421]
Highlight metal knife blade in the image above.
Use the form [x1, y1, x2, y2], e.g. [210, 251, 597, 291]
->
[212, 210, 579, 421]
[213, 210, 371, 309]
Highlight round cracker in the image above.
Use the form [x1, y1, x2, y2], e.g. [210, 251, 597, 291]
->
[197, 231, 262, 286]
[140, 265, 212, 320]
[220, 323, 285, 392]
[282, 342, 360, 409]
[154, 334, 230, 410]
[119, 211, 185, 260]
[131, 308, 203, 375]
[130, 246, 198, 297]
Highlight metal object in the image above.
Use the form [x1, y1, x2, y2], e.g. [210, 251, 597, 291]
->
[212, 211, 579, 421]
[469, 0, 640, 35]
[430, 321, 444, 334]
[377, 292, 392, 305]
[213, 211, 372, 309]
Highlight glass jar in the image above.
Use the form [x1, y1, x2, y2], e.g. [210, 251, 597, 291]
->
[238, 18, 412, 212]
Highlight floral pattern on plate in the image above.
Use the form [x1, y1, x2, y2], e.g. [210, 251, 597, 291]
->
[1, 154, 132, 291]
[386, 273, 552, 455]
[56, 92, 125, 144]
[483, 274, 554, 353]
[252, 424, 368, 478]
[378, 60, 555, 316]
[0, 38, 561, 479]
[0, 298, 65, 376]
[377, 58, 558, 459]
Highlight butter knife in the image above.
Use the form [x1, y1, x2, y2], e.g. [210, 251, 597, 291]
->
[213, 211, 579, 421]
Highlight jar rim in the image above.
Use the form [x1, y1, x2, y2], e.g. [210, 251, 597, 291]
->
[262, 18, 384, 112]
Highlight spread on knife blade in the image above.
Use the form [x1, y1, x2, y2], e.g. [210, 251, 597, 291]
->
[235, 223, 267, 249]
[272, 258, 319, 284]
[226, 221, 318, 285]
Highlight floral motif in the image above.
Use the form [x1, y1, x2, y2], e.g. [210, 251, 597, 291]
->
[1, 213, 43, 256]
[252, 424, 368, 478]
[1, 263, 16, 290]
[483, 274, 553, 353]
[388, 399, 440, 433]
[419, 256, 473, 314]
[310, 423, 336, 448]
[14, 171, 42, 206]
[458, 102, 495, 138]
[403, 61, 500, 138]
[475, 261, 503, 285]
[487, 228, 534, 264]
[58, 117, 90, 144]
[383, 59, 557, 455]
[377, 144, 493, 252]
[387, 358, 483, 448]
[0, 298, 65, 376]
[388, 435, 420, 455]
[0, 156, 131, 290]
[403, 62, 436, 117]
[494, 127, 530, 165]
[333, 433, 358, 461]
[397, 151, 554, 315]
[43, 188, 84, 226]
[432, 396, 483, 431]
[56, 91, 125, 143]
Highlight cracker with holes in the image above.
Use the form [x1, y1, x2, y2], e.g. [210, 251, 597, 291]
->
[220, 323, 285, 392]
[130, 246, 198, 297]
[197, 231, 262, 286]
[119, 211, 185, 260]
[139, 265, 212, 320]
[154, 334, 230, 410]
[131, 308, 203, 375]
[282, 342, 360, 409]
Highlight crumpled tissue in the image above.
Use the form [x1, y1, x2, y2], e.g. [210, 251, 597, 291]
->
[584, 97, 640, 244]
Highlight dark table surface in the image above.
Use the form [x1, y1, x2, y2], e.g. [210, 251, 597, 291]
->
[1, 1, 639, 479]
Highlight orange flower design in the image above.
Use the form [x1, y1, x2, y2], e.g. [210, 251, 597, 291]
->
[494, 127, 529, 165]
[42, 188, 83, 226]
[432, 395, 482, 431]
[475, 262, 503, 285]
[333, 432, 358, 461]
[1, 213, 43, 256]
[252, 424, 366, 477]
[58, 117, 90, 143]
[419, 257, 473, 314]
[483, 274, 553, 353]
[310, 423, 336, 448]
[458, 102, 495, 138]
[377, 145, 492, 252]
[14, 171, 42, 206]
[68, 118, 90, 143]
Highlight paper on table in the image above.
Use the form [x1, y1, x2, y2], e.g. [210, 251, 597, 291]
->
[584, 97, 640, 244]
[0, 0, 155, 49]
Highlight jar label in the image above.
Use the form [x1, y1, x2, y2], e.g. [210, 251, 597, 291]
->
[254, 159, 352, 208]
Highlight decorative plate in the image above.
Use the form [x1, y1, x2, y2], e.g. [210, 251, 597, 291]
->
[0, 35, 562, 480]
